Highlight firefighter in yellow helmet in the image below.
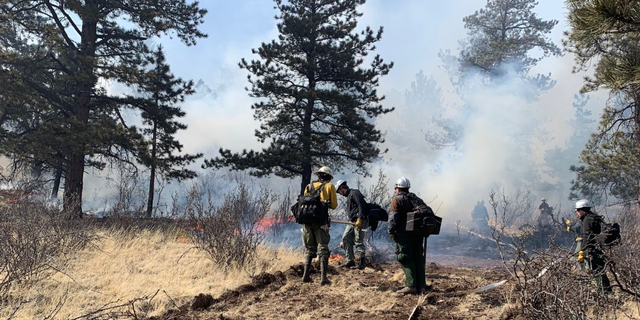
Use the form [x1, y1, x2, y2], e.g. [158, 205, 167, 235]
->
[301, 166, 337, 285]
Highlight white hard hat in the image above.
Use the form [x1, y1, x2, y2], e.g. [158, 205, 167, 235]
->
[335, 180, 347, 192]
[314, 166, 333, 178]
[575, 199, 591, 210]
[395, 177, 411, 189]
[541, 198, 546, 201]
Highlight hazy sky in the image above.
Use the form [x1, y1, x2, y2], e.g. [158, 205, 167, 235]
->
[86, 0, 607, 219]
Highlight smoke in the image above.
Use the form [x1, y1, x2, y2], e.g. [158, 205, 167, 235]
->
[0, 1, 611, 223]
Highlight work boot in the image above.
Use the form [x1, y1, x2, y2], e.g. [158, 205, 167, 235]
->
[344, 260, 356, 269]
[419, 285, 432, 294]
[395, 287, 417, 294]
[357, 256, 366, 270]
[320, 257, 331, 285]
[302, 256, 312, 283]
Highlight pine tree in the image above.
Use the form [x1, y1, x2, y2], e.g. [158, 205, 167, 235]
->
[434, 0, 560, 149]
[205, 0, 393, 193]
[132, 46, 202, 218]
[565, 0, 640, 208]
[456, 0, 560, 87]
[0, 1, 206, 217]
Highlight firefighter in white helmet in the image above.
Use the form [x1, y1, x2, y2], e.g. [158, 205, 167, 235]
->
[388, 177, 429, 294]
[574, 199, 611, 293]
[335, 179, 368, 269]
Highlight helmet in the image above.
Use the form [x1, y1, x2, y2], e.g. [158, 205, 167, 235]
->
[541, 198, 546, 202]
[335, 180, 347, 192]
[575, 199, 591, 210]
[314, 166, 333, 178]
[395, 177, 411, 189]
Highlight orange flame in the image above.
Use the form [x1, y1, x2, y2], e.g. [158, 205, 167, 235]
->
[256, 215, 295, 233]
[329, 253, 343, 263]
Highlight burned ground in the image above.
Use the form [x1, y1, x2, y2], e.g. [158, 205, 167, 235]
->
[151, 256, 513, 320]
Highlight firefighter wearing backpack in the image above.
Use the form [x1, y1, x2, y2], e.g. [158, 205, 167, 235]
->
[336, 180, 368, 270]
[301, 166, 338, 285]
[575, 199, 612, 293]
[388, 177, 428, 295]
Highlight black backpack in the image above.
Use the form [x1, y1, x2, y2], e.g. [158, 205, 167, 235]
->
[292, 182, 328, 224]
[405, 193, 442, 236]
[367, 203, 388, 231]
[596, 216, 621, 246]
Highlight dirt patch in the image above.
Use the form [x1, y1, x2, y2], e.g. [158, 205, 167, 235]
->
[153, 258, 513, 320]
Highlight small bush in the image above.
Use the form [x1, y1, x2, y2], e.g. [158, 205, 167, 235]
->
[192, 183, 272, 273]
[0, 201, 91, 298]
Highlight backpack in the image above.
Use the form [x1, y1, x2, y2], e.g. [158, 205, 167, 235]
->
[292, 182, 328, 224]
[595, 216, 621, 246]
[405, 193, 442, 236]
[366, 203, 388, 231]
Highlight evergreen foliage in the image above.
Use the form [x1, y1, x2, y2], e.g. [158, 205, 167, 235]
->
[132, 46, 202, 217]
[0, 1, 206, 217]
[565, 0, 640, 207]
[433, 0, 561, 150]
[205, 0, 393, 193]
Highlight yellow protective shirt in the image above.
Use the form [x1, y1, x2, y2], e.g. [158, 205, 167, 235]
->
[304, 181, 338, 210]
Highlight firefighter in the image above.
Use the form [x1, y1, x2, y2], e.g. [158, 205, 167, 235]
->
[335, 180, 368, 269]
[301, 166, 338, 285]
[471, 200, 489, 231]
[575, 199, 612, 293]
[388, 177, 428, 294]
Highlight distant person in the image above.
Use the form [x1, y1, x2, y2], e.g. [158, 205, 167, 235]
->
[471, 200, 489, 231]
[335, 180, 368, 269]
[575, 199, 612, 293]
[537, 198, 553, 226]
[301, 166, 338, 285]
[388, 177, 428, 294]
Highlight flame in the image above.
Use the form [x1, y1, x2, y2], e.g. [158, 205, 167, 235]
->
[329, 253, 343, 263]
[256, 215, 295, 233]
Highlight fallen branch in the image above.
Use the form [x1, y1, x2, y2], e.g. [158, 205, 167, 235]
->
[408, 293, 429, 319]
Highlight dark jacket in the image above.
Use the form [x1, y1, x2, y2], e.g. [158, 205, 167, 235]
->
[580, 211, 602, 252]
[388, 192, 425, 235]
[472, 204, 489, 221]
[344, 188, 367, 222]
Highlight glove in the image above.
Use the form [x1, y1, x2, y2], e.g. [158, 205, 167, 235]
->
[575, 237, 583, 242]
[355, 218, 363, 228]
[577, 250, 585, 263]
[566, 219, 571, 232]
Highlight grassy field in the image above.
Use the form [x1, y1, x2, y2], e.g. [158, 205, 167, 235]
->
[2, 227, 303, 319]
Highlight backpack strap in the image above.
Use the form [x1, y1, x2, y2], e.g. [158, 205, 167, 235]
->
[308, 181, 326, 196]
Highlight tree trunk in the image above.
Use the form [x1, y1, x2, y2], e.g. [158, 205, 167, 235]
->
[300, 6, 317, 196]
[51, 166, 62, 200]
[146, 121, 158, 218]
[63, 4, 98, 219]
[635, 92, 640, 217]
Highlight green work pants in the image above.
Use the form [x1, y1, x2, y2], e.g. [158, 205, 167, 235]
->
[394, 233, 426, 290]
[342, 220, 367, 262]
[587, 250, 612, 293]
[302, 223, 330, 259]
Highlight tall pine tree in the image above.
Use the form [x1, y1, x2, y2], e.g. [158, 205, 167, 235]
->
[205, 0, 393, 193]
[0, 1, 206, 217]
[565, 0, 640, 209]
[132, 46, 202, 217]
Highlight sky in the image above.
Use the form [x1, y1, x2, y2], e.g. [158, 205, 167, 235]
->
[79, 0, 609, 222]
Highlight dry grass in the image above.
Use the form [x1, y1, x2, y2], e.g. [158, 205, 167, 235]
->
[1, 228, 303, 319]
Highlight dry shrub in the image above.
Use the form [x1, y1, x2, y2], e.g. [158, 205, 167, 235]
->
[192, 183, 272, 273]
[0, 201, 90, 299]
[489, 189, 640, 319]
[358, 168, 394, 263]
